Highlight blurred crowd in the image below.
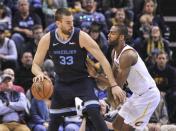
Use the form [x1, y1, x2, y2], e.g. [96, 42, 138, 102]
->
[0, 0, 176, 131]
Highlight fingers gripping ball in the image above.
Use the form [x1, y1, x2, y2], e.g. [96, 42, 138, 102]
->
[31, 79, 53, 100]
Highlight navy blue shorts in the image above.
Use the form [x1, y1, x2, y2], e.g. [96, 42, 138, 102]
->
[50, 77, 99, 116]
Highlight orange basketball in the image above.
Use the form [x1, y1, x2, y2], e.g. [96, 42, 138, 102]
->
[31, 79, 53, 100]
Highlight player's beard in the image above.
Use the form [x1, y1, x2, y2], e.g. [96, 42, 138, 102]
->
[61, 27, 72, 36]
[109, 40, 119, 48]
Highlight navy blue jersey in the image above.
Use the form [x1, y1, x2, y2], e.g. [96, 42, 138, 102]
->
[49, 28, 89, 82]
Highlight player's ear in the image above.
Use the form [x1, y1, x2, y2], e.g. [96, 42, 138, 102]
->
[56, 21, 60, 26]
[119, 35, 124, 41]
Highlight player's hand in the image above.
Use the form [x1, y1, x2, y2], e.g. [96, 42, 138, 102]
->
[111, 86, 126, 103]
[86, 59, 97, 77]
[33, 73, 51, 82]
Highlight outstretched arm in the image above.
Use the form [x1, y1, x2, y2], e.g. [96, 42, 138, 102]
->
[80, 31, 126, 102]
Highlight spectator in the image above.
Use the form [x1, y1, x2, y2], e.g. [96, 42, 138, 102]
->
[103, 0, 134, 26]
[89, 21, 108, 58]
[126, 23, 134, 46]
[29, 0, 44, 27]
[102, 0, 133, 12]
[146, 26, 170, 66]
[0, 68, 24, 93]
[134, 0, 167, 38]
[14, 51, 34, 93]
[74, 0, 107, 34]
[25, 24, 44, 56]
[107, 8, 133, 29]
[11, 0, 42, 57]
[0, 72, 30, 131]
[0, 25, 18, 71]
[42, 0, 67, 27]
[133, 26, 170, 67]
[28, 98, 50, 131]
[0, 1, 12, 30]
[148, 51, 176, 123]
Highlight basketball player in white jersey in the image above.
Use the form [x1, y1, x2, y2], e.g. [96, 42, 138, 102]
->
[108, 25, 160, 131]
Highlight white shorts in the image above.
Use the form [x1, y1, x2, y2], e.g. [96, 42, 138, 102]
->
[118, 87, 160, 130]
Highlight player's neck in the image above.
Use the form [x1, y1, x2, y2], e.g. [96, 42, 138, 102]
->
[114, 41, 126, 54]
[57, 29, 70, 41]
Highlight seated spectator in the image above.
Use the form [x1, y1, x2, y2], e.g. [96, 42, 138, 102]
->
[148, 51, 176, 123]
[42, 0, 67, 27]
[11, 0, 42, 57]
[134, 0, 167, 38]
[0, 74, 30, 131]
[74, 0, 107, 34]
[103, 0, 134, 24]
[0, 1, 12, 31]
[108, 8, 133, 29]
[0, 25, 18, 71]
[68, 0, 83, 15]
[28, 98, 50, 131]
[133, 25, 170, 67]
[0, 68, 24, 93]
[89, 21, 109, 60]
[25, 24, 44, 56]
[14, 51, 34, 93]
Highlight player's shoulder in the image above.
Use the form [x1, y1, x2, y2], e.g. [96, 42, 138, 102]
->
[122, 46, 137, 58]
[79, 30, 92, 42]
[40, 32, 51, 41]
[79, 30, 89, 37]
[120, 48, 138, 65]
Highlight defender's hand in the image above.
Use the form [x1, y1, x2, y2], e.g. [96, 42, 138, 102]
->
[111, 86, 126, 103]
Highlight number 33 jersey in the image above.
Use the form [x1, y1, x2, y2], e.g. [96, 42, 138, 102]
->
[49, 27, 89, 82]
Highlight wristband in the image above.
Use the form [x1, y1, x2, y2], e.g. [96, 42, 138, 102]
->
[110, 85, 118, 88]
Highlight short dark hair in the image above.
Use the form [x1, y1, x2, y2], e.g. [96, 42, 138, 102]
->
[156, 50, 168, 58]
[114, 24, 128, 39]
[55, 8, 72, 21]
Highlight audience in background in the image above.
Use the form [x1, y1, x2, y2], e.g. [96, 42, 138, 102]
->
[149, 51, 176, 123]
[0, 0, 175, 130]
[0, 25, 18, 70]
[11, 0, 42, 57]
[15, 51, 34, 93]
[0, 68, 24, 93]
[0, 69, 30, 131]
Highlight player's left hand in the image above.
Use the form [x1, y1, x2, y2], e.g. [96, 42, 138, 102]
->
[111, 86, 126, 103]
[86, 59, 97, 77]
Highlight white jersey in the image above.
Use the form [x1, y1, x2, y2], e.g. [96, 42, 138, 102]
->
[114, 45, 156, 95]
[114, 45, 160, 130]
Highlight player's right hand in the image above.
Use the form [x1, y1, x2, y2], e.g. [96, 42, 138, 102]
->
[111, 86, 126, 103]
[33, 73, 50, 82]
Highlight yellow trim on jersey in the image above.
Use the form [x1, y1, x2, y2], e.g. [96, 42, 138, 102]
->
[133, 102, 151, 124]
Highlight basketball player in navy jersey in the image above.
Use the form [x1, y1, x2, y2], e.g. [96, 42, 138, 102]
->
[32, 8, 126, 131]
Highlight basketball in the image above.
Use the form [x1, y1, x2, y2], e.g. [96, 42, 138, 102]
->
[31, 79, 53, 100]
